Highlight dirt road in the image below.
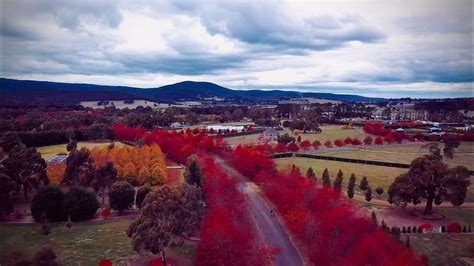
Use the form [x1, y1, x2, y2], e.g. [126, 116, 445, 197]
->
[217, 159, 304, 266]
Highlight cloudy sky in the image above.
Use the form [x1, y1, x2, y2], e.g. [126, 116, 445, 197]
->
[1, 0, 473, 98]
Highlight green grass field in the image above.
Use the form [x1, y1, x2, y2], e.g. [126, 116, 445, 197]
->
[274, 156, 474, 201]
[37, 142, 126, 160]
[275, 157, 407, 192]
[283, 125, 369, 143]
[410, 234, 474, 266]
[0, 218, 196, 265]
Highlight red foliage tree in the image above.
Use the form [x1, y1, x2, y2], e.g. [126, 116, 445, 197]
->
[384, 132, 395, 144]
[274, 143, 287, 153]
[363, 136, 373, 145]
[299, 140, 311, 150]
[334, 139, 345, 147]
[374, 136, 384, 145]
[351, 138, 362, 145]
[287, 142, 300, 152]
[324, 140, 333, 148]
[312, 140, 321, 149]
[344, 137, 353, 144]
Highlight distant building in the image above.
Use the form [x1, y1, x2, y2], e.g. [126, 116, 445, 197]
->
[262, 128, 279, 142]
[170, 122, 183, 129]
[205, 124, 245, 132]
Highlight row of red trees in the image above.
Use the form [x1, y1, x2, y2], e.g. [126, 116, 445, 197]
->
[231, 145, 427, 265]
[196, 158, 274, 265]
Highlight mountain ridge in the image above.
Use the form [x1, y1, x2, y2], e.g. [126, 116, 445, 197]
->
[0, 78, 383, 105]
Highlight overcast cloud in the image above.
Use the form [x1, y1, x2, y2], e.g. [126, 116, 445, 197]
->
[1, 0, 472, 98]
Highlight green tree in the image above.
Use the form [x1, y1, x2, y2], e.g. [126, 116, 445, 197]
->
[31, 185, 65, 222]
[64, 187, 99, 221]
[0, 132, 21, 153]
[127, 185, 205, 265]
[388, 154, 470, 215]
[92, 161, 117, 204]
[0, 173, 16, 217]
[136, 186, 152, 209]
[333, 169, 344, 191]
[365, 186, 372, 202]
[3, 144, 48, 199]
[322, 168, 331, 188]
[306, 167, 316, 180]
[109, 181, 135, 214]
[184, 156, 202, 187]
[63, 148, 95, 187]
[347, 173, 356, 199]
[359, 176, 369, 191]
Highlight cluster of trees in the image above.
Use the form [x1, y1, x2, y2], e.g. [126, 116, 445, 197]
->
[90, 145, 167, 186]
[31, 185, 99, 222]
[0, 133, 48, 217]
[282, 119, 321, 133]
[230, 145, 426, 265]
[113, 124, 228, 164]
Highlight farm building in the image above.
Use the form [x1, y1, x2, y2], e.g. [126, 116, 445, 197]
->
[205, 124, 245, 132]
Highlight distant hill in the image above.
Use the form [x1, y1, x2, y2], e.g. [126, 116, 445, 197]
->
[0, 78, 383, 105]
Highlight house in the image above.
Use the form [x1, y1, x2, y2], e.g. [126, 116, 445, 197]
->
[262, 128, 279, 142]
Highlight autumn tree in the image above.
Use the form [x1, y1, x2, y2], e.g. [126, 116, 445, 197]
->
[63, 148, 95, 187]
[185, 156, 202, 187]
[322, 168, 331, 188]
[333, 169, 344, 191]
[347, 173, 356, 198]
[127, 185, 205, 264]
[359, 176, 369, 191]
[109, 181, 135, 214]
[363, 136, 373, 145]
[306, 167, 316, 181]
[3, 144, 48, 199]
[388, 154, 470, 215]
[47, 164, 66, 185]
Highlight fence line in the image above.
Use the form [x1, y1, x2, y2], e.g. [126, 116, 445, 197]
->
[271, 152, 474, 175]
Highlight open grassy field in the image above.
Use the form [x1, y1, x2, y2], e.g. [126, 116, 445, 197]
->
[224, 133, 264, 146]
[275, 157, 407, 192]
[321, 142, 474, 169]
[274, 157, 474, 201]
[410, 234, 474, 266]
[283, 125, 369, 143]
[37, 141, 126, 160]
[0, 218, 196, 265]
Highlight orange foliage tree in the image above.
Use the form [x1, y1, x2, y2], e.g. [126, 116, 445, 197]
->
[47, 163, 66, 185]
[90, 145, 167, 186]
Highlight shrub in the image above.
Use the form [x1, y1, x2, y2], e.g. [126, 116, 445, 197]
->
[344, 137, 353, 144]
[447, 223, 462, 233]
[109, 181, 135, 213]
[334, 139, 345, 147]
[312, 140, 321, 149]
[31, 185, 65, 222]
[351, 138, 362, 145]
[287, 142, 299, 152]
[324, 140, 333, 148]
[299, 140, 311, 150]
[374, 136, 384, 145]
[363, 136, 373, 145]
[375, 186, 384, 195]
[419, 223, 433, 232]
[136, 186, 152, 209]
[64, 187, 99, 221]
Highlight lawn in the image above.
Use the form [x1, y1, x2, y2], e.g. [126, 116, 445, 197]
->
[37, 141, 126, 160]
[410, 234, 474, 266]
[0, 218, 196, 265]
[275, 156, 474, 201]
[283, 125, 369, 143]
[224, 132, 264, 146]
[275, 157, 407, 193]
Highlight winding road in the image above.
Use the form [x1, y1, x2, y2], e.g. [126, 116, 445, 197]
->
[216, 159, 305, 266]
